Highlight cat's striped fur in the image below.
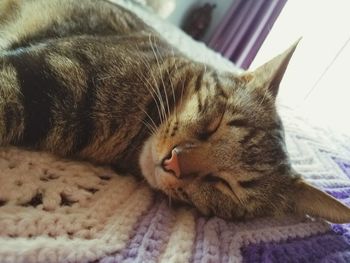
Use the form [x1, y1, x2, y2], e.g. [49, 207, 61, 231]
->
[0, 0, 184, 168]
[1, 0, 350, 222]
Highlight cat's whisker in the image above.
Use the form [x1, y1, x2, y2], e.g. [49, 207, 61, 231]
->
[171, 47, 180, 121]
[143, 80, 164, 126]
[136, 70, 164, 127]
[97, 70, 165, 132]
[136, 104, 158, 134]
[167, 64, 176, 118]
[97, 71, 166, 131]
[153, 43, 171, 126]
[147, 75, 166, 125]
[136, 115, 155, 132]
[143, 55, 167, 125]
[137, 117, 156, 135]
[143, 118, 157, 135]
[149, 34, 170, 123]
[133, 106, 157, 135]
[179, 76, 186, 113]
[135, 44, 166, 125]
[164, 56, 176, 121]
[175, 59, 187, 115]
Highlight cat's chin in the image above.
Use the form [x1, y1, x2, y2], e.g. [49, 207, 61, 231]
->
[139, 136, 180, 190]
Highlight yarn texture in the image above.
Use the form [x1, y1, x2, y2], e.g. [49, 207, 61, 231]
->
[1, 108, 350, 263]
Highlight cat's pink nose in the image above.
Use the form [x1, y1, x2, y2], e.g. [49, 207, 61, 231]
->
[162, 148, 181, 178]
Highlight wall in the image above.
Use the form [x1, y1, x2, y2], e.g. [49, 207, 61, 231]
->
[251, 0, 350, 134]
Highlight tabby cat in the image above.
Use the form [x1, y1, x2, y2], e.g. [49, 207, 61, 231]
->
[1, 0, 350, 222]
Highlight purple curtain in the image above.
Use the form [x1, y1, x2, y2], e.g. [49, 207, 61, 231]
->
[207, 0, 287, 69]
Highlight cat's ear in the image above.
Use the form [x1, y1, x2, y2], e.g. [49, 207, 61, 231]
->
[242, 39, 300, 97]
[292, 180, 350, 223]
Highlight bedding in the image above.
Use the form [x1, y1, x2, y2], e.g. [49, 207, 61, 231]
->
[0, 0, 350, 262]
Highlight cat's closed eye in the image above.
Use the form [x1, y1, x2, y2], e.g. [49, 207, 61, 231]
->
[203, 174, 259, 190]
[197, 129, 215, 141]
[197, 115, 224, 141]
[197, 123, 220, 141]
[227, 119, 248, 127]
[203, 174, 232, 191]
[238, 179, 259, 188]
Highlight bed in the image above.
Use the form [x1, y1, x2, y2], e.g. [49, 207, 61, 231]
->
[1, 0, 350, 262]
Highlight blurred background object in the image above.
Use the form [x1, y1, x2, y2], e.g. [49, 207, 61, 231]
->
[166, 0, 234, 42]
[182, 3, 216, 40]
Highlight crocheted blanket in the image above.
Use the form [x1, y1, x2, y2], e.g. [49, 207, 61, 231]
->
[1, 108, 350, 263]
[1, 1, 350, 262]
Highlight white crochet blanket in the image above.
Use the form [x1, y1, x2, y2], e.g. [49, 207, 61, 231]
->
[0, 147, 154, 262]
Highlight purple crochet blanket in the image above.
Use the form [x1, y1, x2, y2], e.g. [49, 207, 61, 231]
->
[100, 109, 350, 263]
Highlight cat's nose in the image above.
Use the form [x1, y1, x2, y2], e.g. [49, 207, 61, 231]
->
[162, 148, 181, 178]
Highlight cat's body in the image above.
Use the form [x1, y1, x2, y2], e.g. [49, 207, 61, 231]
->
[1, 0, 350, 222]
[0, 0, 180, 171]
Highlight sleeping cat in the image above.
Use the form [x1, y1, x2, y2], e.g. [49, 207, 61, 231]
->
[1, 0, 350, 222]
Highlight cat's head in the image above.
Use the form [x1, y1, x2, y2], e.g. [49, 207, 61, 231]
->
[139, 41, 350, 223]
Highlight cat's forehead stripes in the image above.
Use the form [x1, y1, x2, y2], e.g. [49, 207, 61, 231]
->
[211, 71, 229, 99]
[194, 68, 205, 92]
